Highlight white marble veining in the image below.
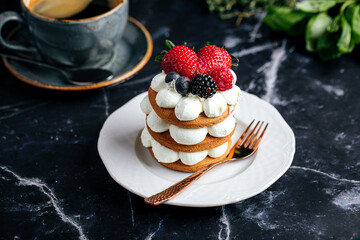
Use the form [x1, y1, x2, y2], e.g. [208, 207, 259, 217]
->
[145, 218, 166, 240]
[218, 206, 230, 240]
[152, 27, 171, 40]
[290, 55, 311, 76]
[231, 42, 278, 58]
[239, 190, 284, 230]
[103, 88, 109, 117]
[249, 12, 266, 42]
[334, 132, 346, 142]
[290, 166, 360, 184]
[260, 40, 287, 103]
[313, 80, 344, 97]
[223, 36, 242, 49]
[333, 187, 360, 211]
[247, 210, 279, 230]
[0, 101, 50, 120]
[0, 166, 88, 240]
[127, 191, 135, 227]
[0, 101, 28, 110]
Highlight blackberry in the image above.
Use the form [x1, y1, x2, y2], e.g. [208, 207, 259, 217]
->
[190, 73, 217, 98]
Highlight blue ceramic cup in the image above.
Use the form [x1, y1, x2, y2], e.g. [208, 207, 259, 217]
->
[0, 0, 128, 68]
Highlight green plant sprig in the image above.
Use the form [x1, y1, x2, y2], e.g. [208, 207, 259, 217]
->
[207, 0, 296, 25]
[263, 0, 360, 60]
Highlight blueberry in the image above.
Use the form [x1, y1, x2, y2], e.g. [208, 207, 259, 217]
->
[175, 76, 191, 95]
[165, 72, 180, 83]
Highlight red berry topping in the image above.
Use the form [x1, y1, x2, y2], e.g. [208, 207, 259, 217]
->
[161, 45, 197, 78]
[210, 67, 233, 91]
[196, 45, 232, 75]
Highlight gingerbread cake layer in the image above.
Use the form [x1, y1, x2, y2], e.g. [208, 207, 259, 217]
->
[148, 140, 232, 172]
[146, 122, 236, 152]
[148, 87, 234, 129]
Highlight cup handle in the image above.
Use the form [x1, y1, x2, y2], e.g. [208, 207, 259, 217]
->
[0, 11, 37, 53]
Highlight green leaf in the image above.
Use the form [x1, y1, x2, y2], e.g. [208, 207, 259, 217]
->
[345, 5, 360, 44]
[265, 5, 293, 15]
[327, 15, 340, 33]
[296, 0, 338, 13]
[264, 7, 312, 32]
[306, 13, 332, 39]
[155, 55, 164, 62]
[337, 16, 355, 53]
[306, 38, 317, 52]
[231, 54, 239, 67]
[305, 13, 332, 52]
[287, 18, 309, 36]
[317, 31, 343, 61]
[206, 41, 215, 46]
[165, 40, 175, 50]
[340, 0, 356, 15]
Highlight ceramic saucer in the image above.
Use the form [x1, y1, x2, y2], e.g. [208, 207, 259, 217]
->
[2, 17, 153, 91]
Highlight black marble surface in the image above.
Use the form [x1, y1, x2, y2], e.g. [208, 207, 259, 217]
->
[1, 0, 359, 239]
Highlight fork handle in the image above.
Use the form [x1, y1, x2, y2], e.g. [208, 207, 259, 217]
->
[144, 158, 234, 205]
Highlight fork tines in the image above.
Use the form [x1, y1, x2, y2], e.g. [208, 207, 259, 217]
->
[236, 120, 268, 150]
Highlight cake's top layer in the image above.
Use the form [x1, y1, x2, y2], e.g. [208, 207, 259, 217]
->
[149, 71, 242, 121]
[144, 89, 237, 129]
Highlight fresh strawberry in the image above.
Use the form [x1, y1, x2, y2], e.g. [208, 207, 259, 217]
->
[210, 67, 233, 91]
[196, 45, 232, 75]
[161, 45, 197, 78]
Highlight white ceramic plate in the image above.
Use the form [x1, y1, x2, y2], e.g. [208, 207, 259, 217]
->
[98, 92, 295, 207]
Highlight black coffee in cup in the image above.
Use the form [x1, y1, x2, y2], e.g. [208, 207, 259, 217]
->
[28, 0, 121, 20]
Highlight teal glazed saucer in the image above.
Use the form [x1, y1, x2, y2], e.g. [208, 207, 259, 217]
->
[2, 17, 153, 91]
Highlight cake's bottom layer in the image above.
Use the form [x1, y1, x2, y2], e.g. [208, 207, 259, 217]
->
[148, 140, 232, 172]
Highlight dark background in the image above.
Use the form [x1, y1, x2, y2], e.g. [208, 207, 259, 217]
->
[0, 0, 359, 239]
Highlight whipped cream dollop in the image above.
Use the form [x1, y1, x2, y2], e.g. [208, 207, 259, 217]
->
[169, 125, 208, 145]
[147, 111, 170, 133]
[221, 86, 242, 105]
[208, 113, 236, 137]
[156, 88, 182, 108]
[141, 128, 229, 165]
[150, 70, 242, 121]
[175, 97, 203, 121]
[140, 95, 152, 115]
[203, 93, 228, 117]
[144, 108, 237, 145]
[152, 141, 179, 163]
[150, 72, 167, 92]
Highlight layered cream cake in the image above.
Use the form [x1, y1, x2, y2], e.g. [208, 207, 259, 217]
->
[140, 41, 242, 172]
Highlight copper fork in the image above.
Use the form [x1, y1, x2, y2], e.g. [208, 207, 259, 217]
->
[144, 120, 269, 205]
